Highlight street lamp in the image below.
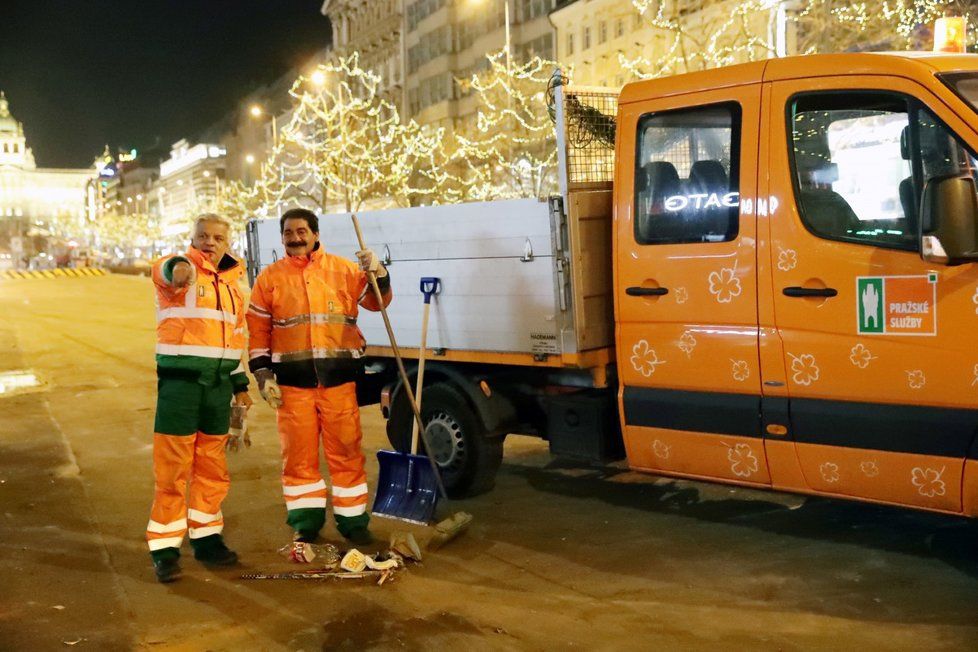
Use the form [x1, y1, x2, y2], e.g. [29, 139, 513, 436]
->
[310, 69, 327, 87]
[245, 153, 256, 165]
[249, 104, 263, 118]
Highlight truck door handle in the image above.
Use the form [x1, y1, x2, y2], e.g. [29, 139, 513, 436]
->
[782, 286, 837, 298]
[626, 286, 668, 296]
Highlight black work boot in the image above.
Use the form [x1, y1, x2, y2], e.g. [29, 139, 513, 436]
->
[294, 529, 319, 544]
[153, 557, 181, 583]
[344, 527, 374, 546]
[192, 534, 239, 566]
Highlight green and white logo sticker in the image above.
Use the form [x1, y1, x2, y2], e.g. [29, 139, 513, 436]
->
[856, 275, 937, 336]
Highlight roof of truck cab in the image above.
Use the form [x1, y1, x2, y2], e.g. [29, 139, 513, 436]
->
[617, 52, 978, 105]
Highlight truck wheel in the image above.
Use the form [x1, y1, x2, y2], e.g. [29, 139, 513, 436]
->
[386, 382, 503, 498]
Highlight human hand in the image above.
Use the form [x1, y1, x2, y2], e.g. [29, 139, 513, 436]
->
[356, 249, 383, 275]
[254, 369, 282, 409]
[171, 261, 193, 288]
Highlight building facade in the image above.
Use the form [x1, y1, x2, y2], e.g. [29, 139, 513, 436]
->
[157, 139, 227, 240]
[550, 0, 793, 87]
[405, 0, 557, 127]
[321, 0, 405, 108]
[0, 92, 93, 263]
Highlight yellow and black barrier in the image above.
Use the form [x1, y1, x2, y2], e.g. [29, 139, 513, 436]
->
[0, 268, 108, 280]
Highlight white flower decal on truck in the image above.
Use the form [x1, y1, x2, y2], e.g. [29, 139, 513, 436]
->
[630, 340, 665, 378]
[860, 461, 880, 478]
[820, 462, 840, 483]
[788, 353, 820, 386]
[674, 287, 689, 304]
[911, 467, 946, 497]
[731, 360, 750, 382]
[777, 248, 797, 272]
[906, 370, 926, 390]
[727, 443, 759, 478]
[708, 266, 742, 304]
[849, 343, 875, 369]
[652, 440, 671, 460]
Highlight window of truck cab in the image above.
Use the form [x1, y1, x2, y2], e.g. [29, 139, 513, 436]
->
[633, 102, 742, 245]
[787, 90, 978, 252]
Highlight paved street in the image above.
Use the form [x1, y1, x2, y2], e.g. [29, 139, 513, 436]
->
[3, 274, 978, 650]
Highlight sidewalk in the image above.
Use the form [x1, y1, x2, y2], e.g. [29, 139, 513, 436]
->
[0, 323, 132, 650]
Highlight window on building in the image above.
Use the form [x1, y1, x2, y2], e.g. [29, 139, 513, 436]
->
[2, 143, 8, 153]
[633, 12, 644, 30]
[788, 92, 978, 251]
[519, 34, 553, 61]
[12, 143, 17, 153]
[583, 26, 591, 50]
[634, 103, 742, 245]
[409, 24, 453, 73]
[407, 0, 446, 31]
[599, 21, 607, 44]
[616, 18, 624, 38]
[567, 32, 574, 56]
[519, 0, 553, 21]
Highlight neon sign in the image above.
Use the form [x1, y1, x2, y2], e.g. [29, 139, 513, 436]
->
[664, 192, 740, 212]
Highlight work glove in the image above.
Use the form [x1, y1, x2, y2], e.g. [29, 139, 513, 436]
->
[254, 368, 283, 409]
[225, 428, 251, 453]
[356, 249, 386, 277]
[226, 398, 252, 453]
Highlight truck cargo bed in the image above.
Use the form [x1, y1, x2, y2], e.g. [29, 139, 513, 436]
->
[246, 194, 614, 372]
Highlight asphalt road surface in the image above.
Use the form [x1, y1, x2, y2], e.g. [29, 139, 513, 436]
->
[3, 273, 978, 651]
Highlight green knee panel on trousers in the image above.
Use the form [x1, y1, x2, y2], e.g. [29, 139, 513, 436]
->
[155, 376, 232, 435]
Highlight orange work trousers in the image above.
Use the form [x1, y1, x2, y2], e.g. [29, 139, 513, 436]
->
[146, 432, 229, 560]
[276, 382, 369, 537]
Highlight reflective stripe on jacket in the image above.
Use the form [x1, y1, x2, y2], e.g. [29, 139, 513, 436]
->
[246, 243, 392, 388]
[152, 247, 248, 390]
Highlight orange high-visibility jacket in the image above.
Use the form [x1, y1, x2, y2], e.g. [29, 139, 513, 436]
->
[152, 247, 248, 390]
[246, 243, 392, 388]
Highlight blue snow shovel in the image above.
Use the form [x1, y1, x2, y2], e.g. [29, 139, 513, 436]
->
[353, 214, 445, 524]
[373, 277, 442, 524]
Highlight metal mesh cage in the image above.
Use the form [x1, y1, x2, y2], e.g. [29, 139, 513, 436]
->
[560, 87, 618, 185]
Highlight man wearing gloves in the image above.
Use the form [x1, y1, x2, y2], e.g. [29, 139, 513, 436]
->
[247, 207, 391, 545]
[146, 214, 252, 583]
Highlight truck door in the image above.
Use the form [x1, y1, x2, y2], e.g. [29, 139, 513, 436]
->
[615, 84, 769, 485]
[767, 76, 978, 511]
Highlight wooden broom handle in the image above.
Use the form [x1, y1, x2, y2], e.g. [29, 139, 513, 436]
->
[352, 215, 446, 498]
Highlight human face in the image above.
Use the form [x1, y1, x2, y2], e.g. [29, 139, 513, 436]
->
[192, 220, 230, 266]
[282, 218, 319, 257]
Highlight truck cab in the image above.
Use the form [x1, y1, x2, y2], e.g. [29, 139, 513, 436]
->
[615, 52, 978, 515]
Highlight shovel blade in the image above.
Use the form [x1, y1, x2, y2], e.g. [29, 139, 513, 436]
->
[371, 449, 439, 525]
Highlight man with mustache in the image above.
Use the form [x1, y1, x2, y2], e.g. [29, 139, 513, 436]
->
[146, 214, 252, 583]
[247, 207, 391, 545]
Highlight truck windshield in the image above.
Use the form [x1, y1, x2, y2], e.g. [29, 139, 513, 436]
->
[940, 72, 978, 113]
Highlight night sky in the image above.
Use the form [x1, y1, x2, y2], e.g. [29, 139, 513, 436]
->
[0, 1, 330, 169]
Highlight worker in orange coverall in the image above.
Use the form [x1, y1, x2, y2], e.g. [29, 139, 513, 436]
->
[247, 207, 391, 545]
[146, 213, 252, 583]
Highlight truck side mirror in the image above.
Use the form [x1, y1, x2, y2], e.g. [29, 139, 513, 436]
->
[920, 174, 978, 265]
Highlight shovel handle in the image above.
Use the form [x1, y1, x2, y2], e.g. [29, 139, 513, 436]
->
[411, 300, 431, 455]
[352, 215, 446, 499]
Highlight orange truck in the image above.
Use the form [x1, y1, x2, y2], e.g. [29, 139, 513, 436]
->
[247, 52, 978, 519]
